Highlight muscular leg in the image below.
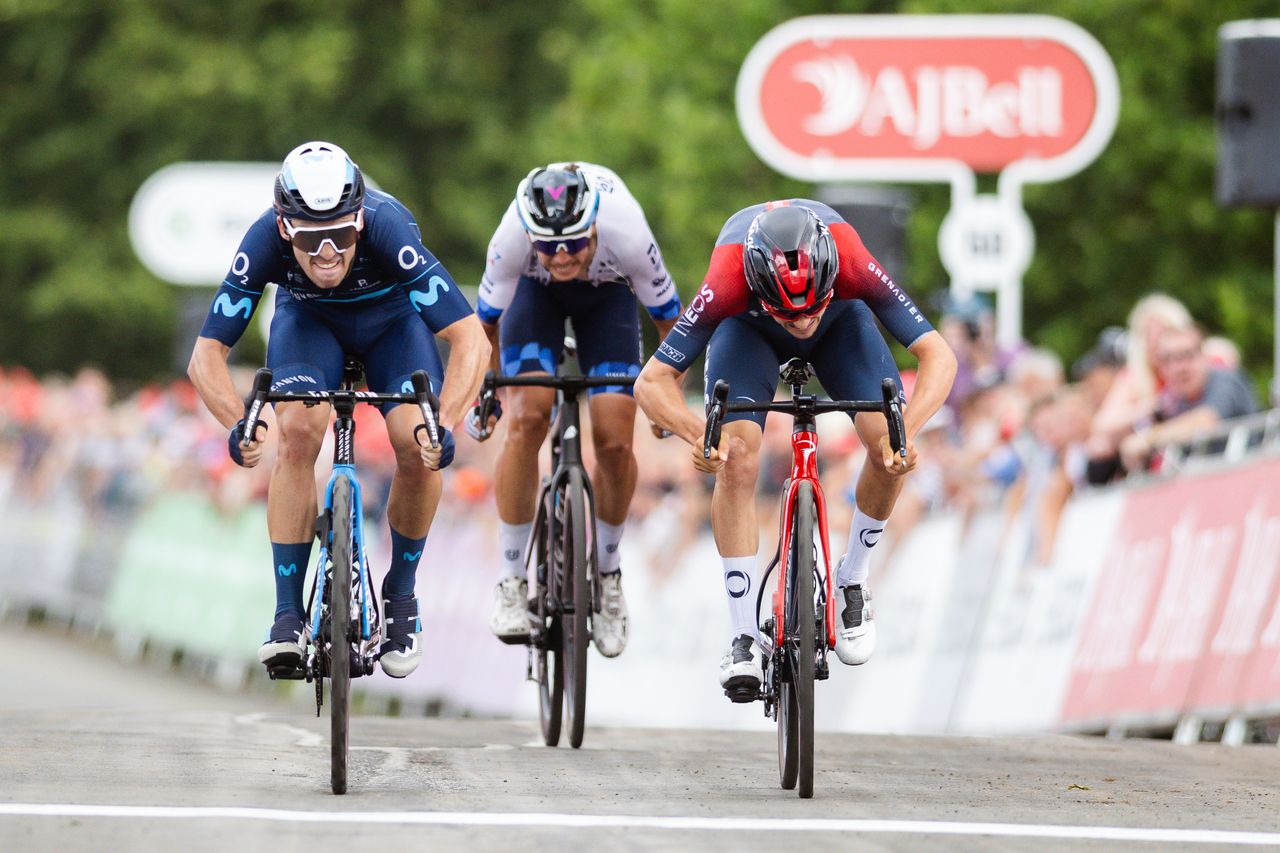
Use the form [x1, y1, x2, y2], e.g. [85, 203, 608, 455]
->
[267, 401, 330, 541]
[384, 403, 442, 539]
[836, 412, 904, 587]
[492, 383, 554, 579]
[266, 401, 329, 619]
[711, 420, 764, 557]
[587, 392, 637, 525]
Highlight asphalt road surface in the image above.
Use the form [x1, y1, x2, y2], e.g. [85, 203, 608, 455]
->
[2, 623, 1279, 852]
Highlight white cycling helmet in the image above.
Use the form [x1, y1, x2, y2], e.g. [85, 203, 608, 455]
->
[515, 163, 600, 238]
[273, 141, 365, 222]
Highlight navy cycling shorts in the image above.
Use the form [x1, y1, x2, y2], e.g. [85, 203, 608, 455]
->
[703, 300, 902, 429]
[499, 276, 641, 396]
[266, 289, 445, 413]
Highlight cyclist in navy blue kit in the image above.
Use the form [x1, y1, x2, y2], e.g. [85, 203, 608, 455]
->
[188, 141, 489, 678]
[636, 200, 956, 697]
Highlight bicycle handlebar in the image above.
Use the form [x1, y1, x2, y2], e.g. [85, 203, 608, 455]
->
[702, 377, 908, 461]
[240, 367, 442, 449]
[481, 369, 637, 392]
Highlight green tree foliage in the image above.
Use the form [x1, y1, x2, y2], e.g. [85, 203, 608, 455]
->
[1, 0, 1277, 387]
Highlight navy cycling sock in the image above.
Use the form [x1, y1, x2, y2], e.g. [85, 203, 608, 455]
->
[272, 541, 313, 619]
[384, 527, 426, 600]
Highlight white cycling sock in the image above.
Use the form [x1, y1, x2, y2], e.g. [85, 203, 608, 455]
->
[498, 521, 532, 581]
[722, 554, 760, 643]
[596, 520, 625, 575]
[838, 507, 888, 588]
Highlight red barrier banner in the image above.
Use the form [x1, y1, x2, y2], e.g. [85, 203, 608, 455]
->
[1059, 461, 1280, 724]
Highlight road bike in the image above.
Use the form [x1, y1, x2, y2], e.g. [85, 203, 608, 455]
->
[475, 364, 635, 749]
[703, 357, 905, 799]
[242, 359, 442, 795]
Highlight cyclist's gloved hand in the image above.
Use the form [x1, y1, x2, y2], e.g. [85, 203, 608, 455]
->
[228, 419, 268, 468]
[418, 425, 456, 471]
[464, 395, 503, 441]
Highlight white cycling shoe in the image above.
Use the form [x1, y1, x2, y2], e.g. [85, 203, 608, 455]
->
[719, 634, 765, 702]
[592, 572, 629, 658]
[490, 577, 532, 642]
[835, 583, 877, 666]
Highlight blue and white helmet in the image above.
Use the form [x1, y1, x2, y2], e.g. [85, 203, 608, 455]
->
[273, 141, 365, 222]
[515, 163, 599, 238]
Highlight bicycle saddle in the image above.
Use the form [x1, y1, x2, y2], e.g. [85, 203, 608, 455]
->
[342, 359, 366, 387]
[779, 358, 815, 387]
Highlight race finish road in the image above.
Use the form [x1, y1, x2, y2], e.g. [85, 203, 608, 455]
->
[3, 622, 1279, 851]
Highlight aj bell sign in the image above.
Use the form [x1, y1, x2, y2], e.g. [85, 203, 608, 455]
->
[736, 15, 1118, 183]
[737, 15, 1118, 344]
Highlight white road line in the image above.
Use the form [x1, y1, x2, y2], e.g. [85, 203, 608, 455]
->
[1, 805, 1278, 845]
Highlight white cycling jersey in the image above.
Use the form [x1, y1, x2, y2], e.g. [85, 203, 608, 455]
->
[476, 162, 681, 324]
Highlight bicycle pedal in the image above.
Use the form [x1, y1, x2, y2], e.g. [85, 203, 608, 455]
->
[266, 663, 305, 681]
[723, 676, 761, 704]
[496, 632, 533, 647]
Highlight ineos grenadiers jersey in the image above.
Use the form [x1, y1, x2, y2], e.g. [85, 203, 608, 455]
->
[476, 163, 681, 324]
[198, 188, 472, 346]
[653, 199, 934, 369]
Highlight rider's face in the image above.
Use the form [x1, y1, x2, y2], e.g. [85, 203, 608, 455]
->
[773, 305, 827, 339]
[278, 212, 361, 289]
[535, 230, 595, 282]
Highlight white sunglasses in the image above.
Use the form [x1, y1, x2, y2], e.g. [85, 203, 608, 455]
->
[283, 213, 362, 256]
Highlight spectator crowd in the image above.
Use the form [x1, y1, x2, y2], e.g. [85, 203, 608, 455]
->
[0, 291, 1263, 582]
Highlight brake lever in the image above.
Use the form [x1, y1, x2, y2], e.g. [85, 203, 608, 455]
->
[704, 380, 730, 460]
[411, 370, 440, 449]
[881, 378, 907, 459]
[242, 368, 273, 448]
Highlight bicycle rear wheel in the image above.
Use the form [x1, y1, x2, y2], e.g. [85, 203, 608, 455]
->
[536, 506, 564, 747]
[329, 476, 353, 796]
[778, 481, 816, 798]
[561, 468, 590, 749]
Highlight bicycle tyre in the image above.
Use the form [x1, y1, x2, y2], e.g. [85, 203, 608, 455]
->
[562, 468, 590, 749]
[536, 502, 564, 747]
[330, 476, 353, 796]
[793, 481, 816, 799]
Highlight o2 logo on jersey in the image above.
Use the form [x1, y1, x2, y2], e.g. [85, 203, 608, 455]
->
[214, 293, 253, 319]
[398, 245, 427, 270]
[231, 252, 251, 285]
[410, 276, 451, 311]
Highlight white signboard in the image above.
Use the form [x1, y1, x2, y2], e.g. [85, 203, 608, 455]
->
[128, 162, 279, 286]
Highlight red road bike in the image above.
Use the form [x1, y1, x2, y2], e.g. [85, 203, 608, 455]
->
[704, 357, 905, 799]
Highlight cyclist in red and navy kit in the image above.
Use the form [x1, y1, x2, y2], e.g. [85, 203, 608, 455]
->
[636, 200, 956, 696]
[188, 142, 489, 679]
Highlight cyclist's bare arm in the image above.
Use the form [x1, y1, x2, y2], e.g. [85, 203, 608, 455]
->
[434, 314, 491, 429]
[480, 318, 501, 375]
[188, 336, 246, 430]
[902, 331, 957, 439]
[636, 359, 703, 445]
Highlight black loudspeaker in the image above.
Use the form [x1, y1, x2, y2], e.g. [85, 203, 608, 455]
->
[820, 185, 912, 284]
[1216, 21, 1280, 208]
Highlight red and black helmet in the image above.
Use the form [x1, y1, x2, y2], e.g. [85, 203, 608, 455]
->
[743, 205, 839, 318]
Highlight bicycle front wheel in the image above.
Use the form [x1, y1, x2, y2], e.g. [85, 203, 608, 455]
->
[329, 476, 353, 796]
[781, 480, 816, 798]
[561, 468, 591, 749]
[536, 501, 564, 747]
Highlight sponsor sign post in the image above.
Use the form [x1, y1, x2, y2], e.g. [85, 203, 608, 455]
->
[737, 16, 1119, 346]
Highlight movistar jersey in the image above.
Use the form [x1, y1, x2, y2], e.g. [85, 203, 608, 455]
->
[199, 188, 472, 345]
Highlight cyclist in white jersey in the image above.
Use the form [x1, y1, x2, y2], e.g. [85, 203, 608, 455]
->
[468, 162, 681, 656]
